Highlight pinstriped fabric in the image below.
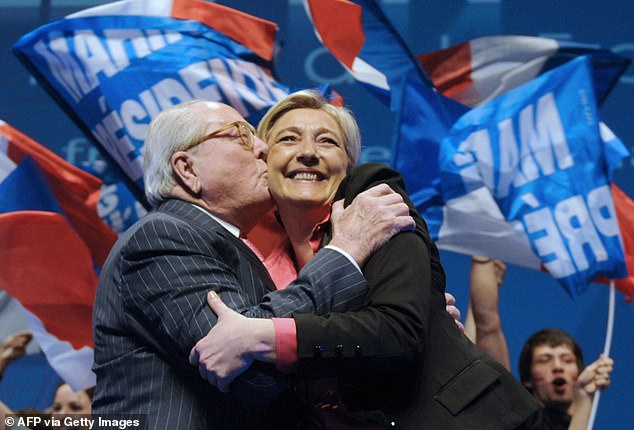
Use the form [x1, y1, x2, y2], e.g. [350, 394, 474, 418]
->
[92, 199, 367, 429]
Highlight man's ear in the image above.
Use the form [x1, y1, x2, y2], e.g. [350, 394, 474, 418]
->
[171, 151, 201, 195]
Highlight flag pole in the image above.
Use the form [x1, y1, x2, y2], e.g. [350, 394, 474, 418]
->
[586, 280, 616, 430]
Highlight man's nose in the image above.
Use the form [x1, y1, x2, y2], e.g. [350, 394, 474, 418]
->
[253, 135, 268, 159]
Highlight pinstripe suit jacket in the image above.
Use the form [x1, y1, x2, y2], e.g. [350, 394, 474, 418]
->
[92, 199, 367, 429]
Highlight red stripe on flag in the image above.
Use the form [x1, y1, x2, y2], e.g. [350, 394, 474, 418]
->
[0, 211, 97, 348]
[611, 184, 634, 301]
[306, 0, 365, 70]
[171, 0, 278, 61]
[417, 42, 474, 102]
[0, 122, 116, 267]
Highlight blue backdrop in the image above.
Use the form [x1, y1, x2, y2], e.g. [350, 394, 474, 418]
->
[0, 1, 632, 427]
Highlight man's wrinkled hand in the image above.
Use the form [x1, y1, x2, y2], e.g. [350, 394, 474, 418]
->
[189, 292, 276, 393]
[330, 183, 415, 266]
[189, 292, 255, 392]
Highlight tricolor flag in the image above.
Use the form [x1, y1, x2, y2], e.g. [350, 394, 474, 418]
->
[0, 120, 116, 266]
[0, 120, 116, 390]
[304, 0, 634, 298]
[417, 35, 630, 108]
[12, 0, 290, 197]
[304, 0, 468, 205]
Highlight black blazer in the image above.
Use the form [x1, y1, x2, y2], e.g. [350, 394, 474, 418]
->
[92, 199, 368, 429]
[293, 164, 539, 429]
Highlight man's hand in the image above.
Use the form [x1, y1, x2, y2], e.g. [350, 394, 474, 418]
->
[329, 183, 415, 267]
[466, 256, 511, 369]
[189, 292, 276, 392]
[0, 331, 32, 375]
[576, 354, 614, 397]
[567, 354, 614, 430]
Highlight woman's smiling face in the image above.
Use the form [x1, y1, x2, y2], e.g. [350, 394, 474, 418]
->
[266, 108, 350, 210]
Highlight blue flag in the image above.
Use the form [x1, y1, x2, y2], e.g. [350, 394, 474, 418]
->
[438, 57, 628, 295]
[12, 0, 290, 196]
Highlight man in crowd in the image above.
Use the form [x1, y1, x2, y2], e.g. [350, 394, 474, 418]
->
[467, 257, 614, 430]
[518, 328, 613, 430]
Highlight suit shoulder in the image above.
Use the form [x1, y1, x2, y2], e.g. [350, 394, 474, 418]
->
[118, 207, 223, 257]
[342, 163, 406, 199]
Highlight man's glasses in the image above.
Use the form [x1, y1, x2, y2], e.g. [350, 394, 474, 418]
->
[186, 121, 256, 151]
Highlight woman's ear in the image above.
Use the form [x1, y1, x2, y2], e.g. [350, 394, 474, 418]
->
[171, 151, 201, 195]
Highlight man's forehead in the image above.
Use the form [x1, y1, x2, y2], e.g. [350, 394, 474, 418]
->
[533, 344, 575, 356]
[201, 101, 224, 111]
[191, 100, 241, 121]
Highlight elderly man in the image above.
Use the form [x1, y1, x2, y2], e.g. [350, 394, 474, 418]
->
[91, 100, 413, 429]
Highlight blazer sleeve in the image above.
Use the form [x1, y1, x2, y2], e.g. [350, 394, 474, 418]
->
[293, 163, 440, 378]
[117, 210, 367, 403]
[249, 247, 369, 318]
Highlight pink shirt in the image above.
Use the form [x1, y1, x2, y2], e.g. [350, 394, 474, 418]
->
[245, 209, 330, 373]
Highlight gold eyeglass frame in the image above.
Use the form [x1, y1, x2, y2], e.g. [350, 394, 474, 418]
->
[185, 121, 257, 151]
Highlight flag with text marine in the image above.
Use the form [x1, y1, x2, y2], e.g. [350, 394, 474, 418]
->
[436, 57, 633, 297]
[12, 0, 289, 195]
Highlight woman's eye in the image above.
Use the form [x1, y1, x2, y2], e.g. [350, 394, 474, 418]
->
[319, 137, 340, 146]
[277, 135, 296, 143]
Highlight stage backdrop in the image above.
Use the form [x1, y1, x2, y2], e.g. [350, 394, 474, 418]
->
[0, 1, 632, 428]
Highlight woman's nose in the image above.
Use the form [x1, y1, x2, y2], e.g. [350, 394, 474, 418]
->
[296, 140, 319, 164]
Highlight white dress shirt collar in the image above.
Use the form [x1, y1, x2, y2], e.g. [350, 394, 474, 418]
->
[191, 204, 241, 238]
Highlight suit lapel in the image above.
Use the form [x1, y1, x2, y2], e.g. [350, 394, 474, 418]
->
[158, 199, 277, 291]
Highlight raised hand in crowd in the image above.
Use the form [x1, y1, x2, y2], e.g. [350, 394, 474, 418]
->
[0, 331, 33, 378]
